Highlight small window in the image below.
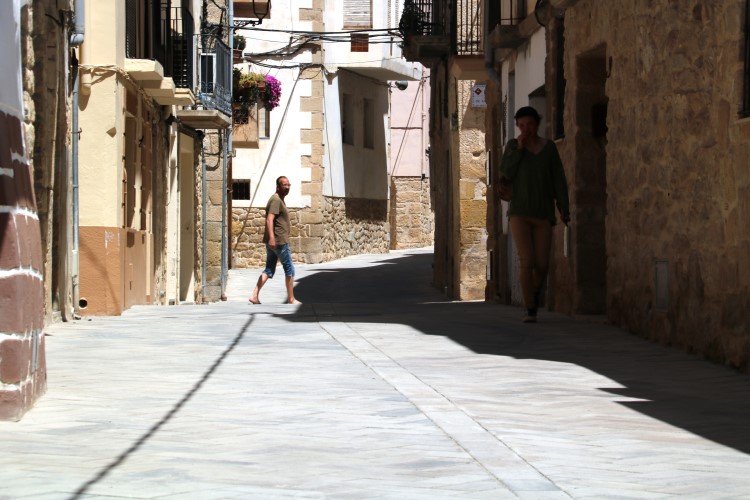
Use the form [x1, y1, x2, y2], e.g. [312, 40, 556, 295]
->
[351, 33, 369, 52]
[363, 98, 374, 149]
[232, 180, 251, 201]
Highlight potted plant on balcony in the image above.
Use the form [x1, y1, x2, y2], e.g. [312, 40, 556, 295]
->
[232, 69, 282, 146]
[233, 34, 246, 62]
[233, 68, 262, 146]
[233, 69, 283, 113]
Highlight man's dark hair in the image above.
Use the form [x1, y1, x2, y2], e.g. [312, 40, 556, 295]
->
[276, 176, 287, 188]
[514, 106, 541, 124]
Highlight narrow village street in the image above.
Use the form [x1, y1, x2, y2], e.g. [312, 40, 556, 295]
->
[1, 249, 750, 499]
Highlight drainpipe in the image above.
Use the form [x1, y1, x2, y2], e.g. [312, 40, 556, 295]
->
[70, 0, 85, 317]
[221, 130, 227, 300]
[222, 0, 234, 301]
[201, 144, 207, 301]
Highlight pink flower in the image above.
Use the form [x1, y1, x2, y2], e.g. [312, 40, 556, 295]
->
[263, 75, 282, 111]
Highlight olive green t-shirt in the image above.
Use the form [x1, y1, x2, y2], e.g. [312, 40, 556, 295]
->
[264, 193, 290, 245]
[499, 138, 570, 225]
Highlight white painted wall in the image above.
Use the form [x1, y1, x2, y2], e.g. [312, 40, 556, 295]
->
[323, 72, 390, 199]
[323, 0, 420, 80]
[501, 28, 547, 139]
[232, 2, 314, 209]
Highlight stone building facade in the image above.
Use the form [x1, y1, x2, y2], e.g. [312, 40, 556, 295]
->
[231, 0, 423, 269]
[389, 70, 433, 251]
[0, 0, 57, 420]
[389, 177, 433, 250]
[405, 0, 750, 369]
[543, 0, 750, 369]
[401, 0, 488, 300]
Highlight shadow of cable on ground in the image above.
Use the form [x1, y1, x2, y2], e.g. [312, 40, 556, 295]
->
[284, 251, 750, 456]
[68, 316, 256, 500]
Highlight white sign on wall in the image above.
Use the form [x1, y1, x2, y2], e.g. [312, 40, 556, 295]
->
[471, 84, 487, 108]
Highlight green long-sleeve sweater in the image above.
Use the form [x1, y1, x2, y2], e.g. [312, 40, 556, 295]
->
[499, 138, 570, 225]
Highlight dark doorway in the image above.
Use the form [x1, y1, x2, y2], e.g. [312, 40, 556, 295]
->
[574, 46, 608, 314]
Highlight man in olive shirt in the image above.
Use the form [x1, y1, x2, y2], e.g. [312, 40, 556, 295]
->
[249, 176, 301, 304]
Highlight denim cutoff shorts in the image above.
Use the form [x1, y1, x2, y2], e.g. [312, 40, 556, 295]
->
[263, 243, 295, 278]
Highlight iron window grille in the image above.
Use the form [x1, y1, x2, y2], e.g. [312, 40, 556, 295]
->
[232, 180, 251, 201]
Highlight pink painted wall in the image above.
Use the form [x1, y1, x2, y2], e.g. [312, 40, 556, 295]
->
[390, 69, 430, 179]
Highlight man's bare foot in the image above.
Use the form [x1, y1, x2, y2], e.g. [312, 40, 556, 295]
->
[288, 299, 302, 305]
[248, 297, 261, 305]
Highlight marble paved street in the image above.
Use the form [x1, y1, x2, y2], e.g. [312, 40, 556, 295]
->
[2, 249, 750, 499]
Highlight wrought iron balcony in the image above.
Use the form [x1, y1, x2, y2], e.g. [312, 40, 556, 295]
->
[488, 0, 542, 50]
[171, 6, 194, 90]
[399, 0, 450, 63]
[176, 35, 232, 129]
[125, 0, 194, 91]
[399, 0, 484, 63]
[198, 37, 232, 118]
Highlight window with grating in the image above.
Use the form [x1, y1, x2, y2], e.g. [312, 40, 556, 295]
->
[232, 180, 251, 201]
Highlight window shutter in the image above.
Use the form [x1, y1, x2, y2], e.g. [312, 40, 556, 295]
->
[344, 0, 371, 29]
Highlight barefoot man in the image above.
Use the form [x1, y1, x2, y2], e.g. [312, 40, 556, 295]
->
[249, 176, 301, 305]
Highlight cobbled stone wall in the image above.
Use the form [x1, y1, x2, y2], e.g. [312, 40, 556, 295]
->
[389, 177, 433, 250]
[321, 197, 389, 261]
[551, 0, 750, 369]
[231, 196, 389, 269]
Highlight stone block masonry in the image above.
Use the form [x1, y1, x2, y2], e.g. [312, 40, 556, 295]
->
[550, 0, 750, 370]
[231, 197, 390, 269]
[389, 177, 434, 250]
[0, 108, 47, 421]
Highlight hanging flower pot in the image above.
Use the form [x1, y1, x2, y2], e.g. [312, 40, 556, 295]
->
[232, 70, 283, 148]
[232, 69, 282, 112]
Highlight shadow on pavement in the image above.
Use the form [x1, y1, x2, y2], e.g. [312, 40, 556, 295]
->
[287, 251, 750, 456]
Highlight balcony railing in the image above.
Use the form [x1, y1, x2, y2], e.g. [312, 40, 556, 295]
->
[125, 0, 194, 89]
[171, 6, 195, 89]
[499, 0, 529, 25]
[199, 37, 232, 117]
[399, 0, 481, 57]
[399, 0, 443, 38]
[454, 0, 482, 56]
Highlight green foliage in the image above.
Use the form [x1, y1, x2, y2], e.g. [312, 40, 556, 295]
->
[233, 34, 246, 51]
[232, 69, 282, 115]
